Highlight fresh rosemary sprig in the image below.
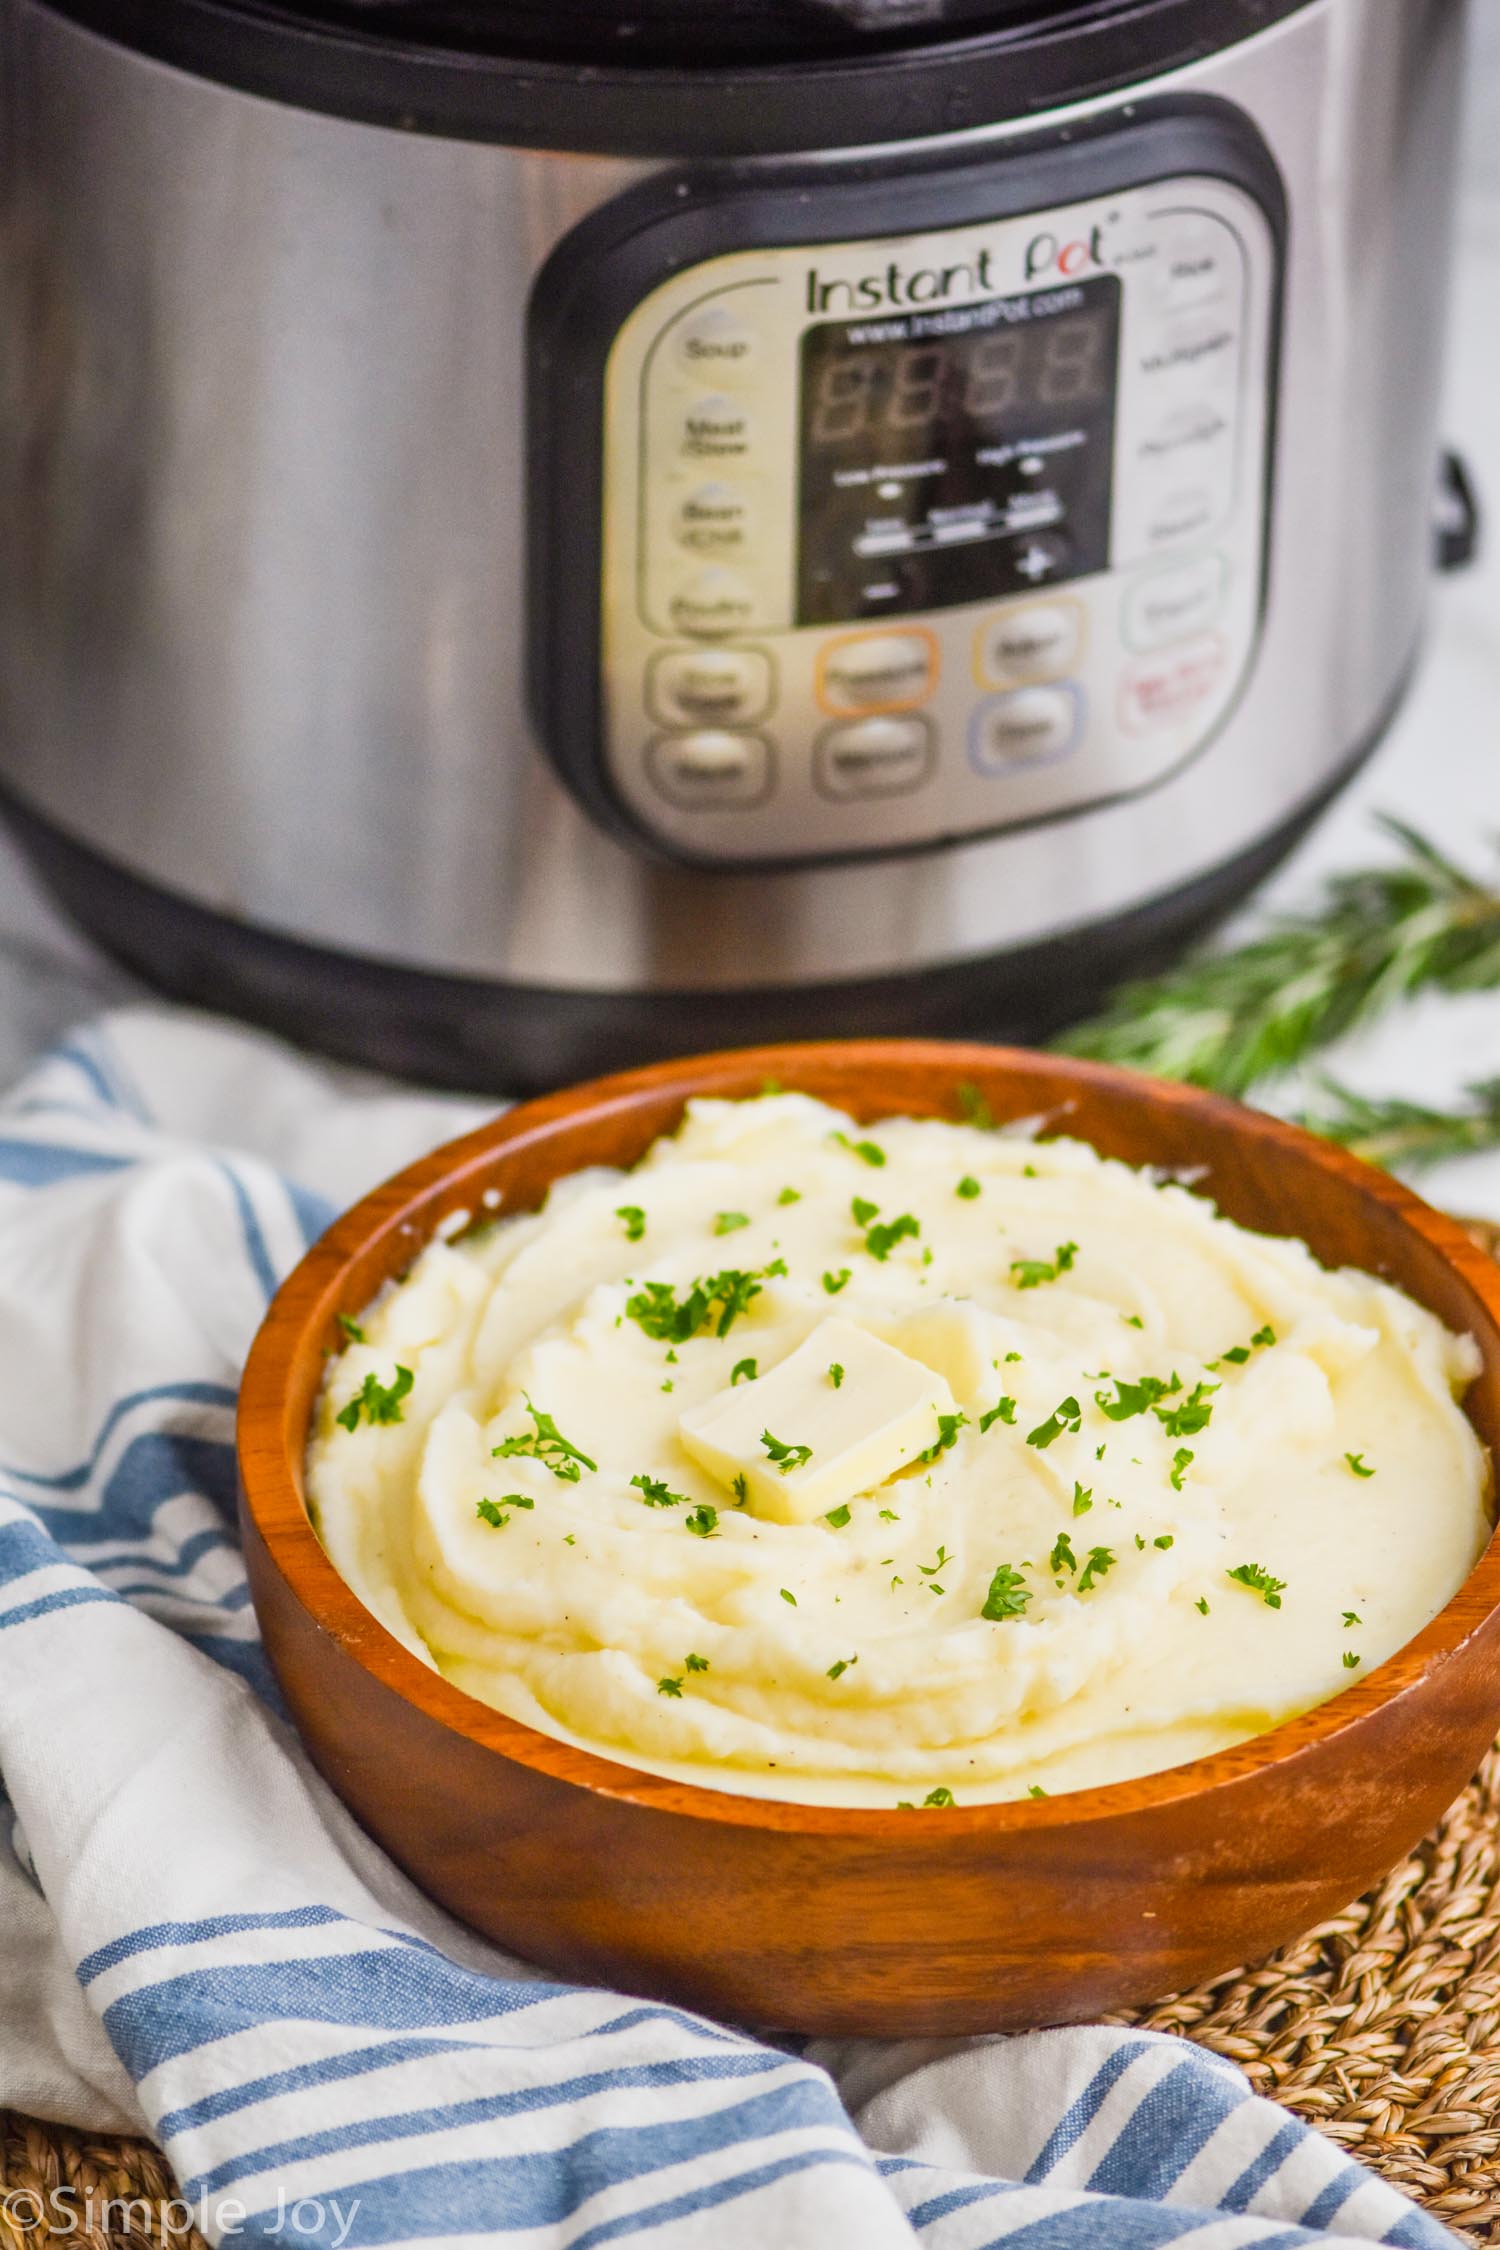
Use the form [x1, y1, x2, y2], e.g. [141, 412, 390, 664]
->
[1056, 820, 1500, 1099]
[1296, 1077, 1500, 1173]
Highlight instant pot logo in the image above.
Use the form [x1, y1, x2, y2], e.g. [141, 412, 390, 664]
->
[1022, 223, 1109, 281]
[805, 247, 998, 314]
[805, 216, 1114, 314]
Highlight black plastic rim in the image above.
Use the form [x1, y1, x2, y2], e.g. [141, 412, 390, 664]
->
[35, 0, 1315, 154]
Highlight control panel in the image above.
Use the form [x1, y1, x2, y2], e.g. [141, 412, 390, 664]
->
[532, 116, 1282, 866]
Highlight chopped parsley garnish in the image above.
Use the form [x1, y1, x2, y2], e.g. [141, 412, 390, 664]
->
[851, 1195, 880, 1227]
[1343, 1610, 1362, 1627]
[1343, 1650, 1361, 1668]
[780, 1587, 797, 1606]
[777, 1186, 802, 1206]
[1010, 1242, 1078, 1289]
[731, 1474, 749, 1506]
[336, 1365, 414, 1433]
[979, 1396, 1017, 1432]
[1212, 1323, 1276, 1367]
[826, 1656, 858, 1680]
[1028, 1784, 1048, 1798]
[822, 1268, 852, 1295]
[1078, 1545, 1115, 1593]
[1154, 1534, 1175, 1550]
[956, 1082, 995, 1130]
[864, 1212, 920, 1261]
[956, 1176, 982, 1200]
[1095, 1372, 1179, 1422]
[833, 1133, 886, 1166]
[762, 1430, 813, 1475]
[615, 1204, 646, 1242]
[981, 1564, 1030, 1621]
[879, 1508, 899, 1522]
[336, 1312, 366, 1344]
[1134, 1534, 1146, 1551]
[715, 1211, 750, 1236]
[825, 1504, 852, 1529]
[828, 1362, 845, 1389]
[1072, 1482, 1094, 1516]
[475, 1495, 533, 1529]
[1050, 1532, 1077, 1575]
[1170, 1448, 1195, 1491]
[923, 1787, 955, 1808]
[1196, 1596, 1210, 1615]
[685, 1652, 710, 1672]
[1005, 1350, 1023, 1363]
[1153, 1380, 1219, 1438]
[657, 1677, 683, 1697]
[1345, 1451, 1376, 1478]
[731, 1358, 757, 1386]
[919, 1546, 951, 1579]
[685, 1505, 719, 1539]
[1227, 1562, 1285, 1609]
[493, 1395, 597, 1481]
[631, 1473, 686, 1509]
[920, 1411, 968, 1465]
[625, 1264, 782, 1344]
[1027, 1395, 1082, 1449]
[1123, 1313, 1145, 1329]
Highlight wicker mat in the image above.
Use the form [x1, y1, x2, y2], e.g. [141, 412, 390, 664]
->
[6, 1228, 1500, 2249]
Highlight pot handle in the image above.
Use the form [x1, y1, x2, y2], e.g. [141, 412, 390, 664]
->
[1435, 448, 1481, 572]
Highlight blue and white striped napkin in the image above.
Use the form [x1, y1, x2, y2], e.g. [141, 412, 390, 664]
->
[0, 1008, 1460, 2249]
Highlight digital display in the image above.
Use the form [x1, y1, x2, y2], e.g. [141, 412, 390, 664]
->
[797, 274, 1121, 626]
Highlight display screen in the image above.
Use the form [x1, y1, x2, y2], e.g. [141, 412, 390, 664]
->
[797, 274, 1121, 625]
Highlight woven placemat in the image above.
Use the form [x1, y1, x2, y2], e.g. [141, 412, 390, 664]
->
[6, 1225, 1500, 2249]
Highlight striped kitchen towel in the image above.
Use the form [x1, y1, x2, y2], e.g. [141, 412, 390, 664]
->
[0, 1007, 1458, 2249]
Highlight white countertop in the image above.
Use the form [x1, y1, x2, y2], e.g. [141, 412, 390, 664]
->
[1, 19, 1498, 1209]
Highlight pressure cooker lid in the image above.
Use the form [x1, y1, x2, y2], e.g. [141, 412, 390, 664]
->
[50, 0, 1313, 149]
[234, 0, 1152, 63]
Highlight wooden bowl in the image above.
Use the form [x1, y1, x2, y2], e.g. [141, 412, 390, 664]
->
[238, 1041, 1500, 2037]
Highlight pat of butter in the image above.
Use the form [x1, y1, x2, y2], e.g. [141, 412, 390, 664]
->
[678, 1316, 956, 1525]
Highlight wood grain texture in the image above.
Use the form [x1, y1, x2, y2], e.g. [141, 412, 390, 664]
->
[236, 1040, 1500, 2037]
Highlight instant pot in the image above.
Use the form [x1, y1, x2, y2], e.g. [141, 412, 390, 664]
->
[0, 0, 1473, 1087]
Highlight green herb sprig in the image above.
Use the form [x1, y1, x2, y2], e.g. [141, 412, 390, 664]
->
[1056, 820, 1500, 1103]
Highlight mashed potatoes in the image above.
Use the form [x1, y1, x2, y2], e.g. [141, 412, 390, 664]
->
[307, 1094, 1490, 1806]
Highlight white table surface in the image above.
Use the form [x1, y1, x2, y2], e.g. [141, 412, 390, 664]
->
[0, 18, 1497, 1209]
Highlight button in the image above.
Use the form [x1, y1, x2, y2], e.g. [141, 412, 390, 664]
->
[1140, 484, 1219, 549]
[647, 731, 773, 810]
[1120, 635, 1228, 733]
[977, 601, 1082, 687]
[1123, 554, 1228, 651]
[674, 306, 759, 382]
[680, 394, 752, 460]
[970, 686, 1082, 772]
[815, 716, 934, 801]
[1008, 530, 1072, 586]
[666, 567, 759, 639]
[1153, 223, 1237, 315]
[648, 647, 773, 729]
[1137, 404, 1233, 468]
[817, 631, 936, 714]
[1138, 324, 1239, 390]
[674, 481, 754, 556]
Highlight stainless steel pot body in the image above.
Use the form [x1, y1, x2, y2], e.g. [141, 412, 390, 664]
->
[0, 0, 1469, 1020]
